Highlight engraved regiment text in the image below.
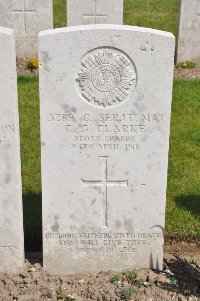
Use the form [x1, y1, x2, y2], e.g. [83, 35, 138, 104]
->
[47, 112, 166, 152]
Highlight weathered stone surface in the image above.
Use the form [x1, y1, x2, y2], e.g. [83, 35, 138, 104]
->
[67, 0, 123, 26]
[177, 0, 200, 63]
[39, 25, 175, 275]
[0, 0, 53, 58]
[0, 26, 24, 273]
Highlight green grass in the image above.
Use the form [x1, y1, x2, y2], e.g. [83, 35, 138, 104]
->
[54, 0, 67, 28]
[166, 80, 200, 235]
[18, 76, 41, 193]
[54, 0, 180, 36]
[124, 0, 179, 36]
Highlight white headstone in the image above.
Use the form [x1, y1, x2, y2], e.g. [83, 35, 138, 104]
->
[0, 0, 53, 58]
[67, 0, 123, 26]
[0, 26, 24, 273]
[177, 0, 200, 63]
[39, 25, 175, 275]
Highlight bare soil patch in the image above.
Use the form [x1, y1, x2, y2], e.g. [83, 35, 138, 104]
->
[0, 241, 199, 301]
[174, 64, 200, 80]
[17, 58, 39, 77]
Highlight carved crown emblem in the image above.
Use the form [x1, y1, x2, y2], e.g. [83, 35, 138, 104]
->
[76, 48, 137, 108]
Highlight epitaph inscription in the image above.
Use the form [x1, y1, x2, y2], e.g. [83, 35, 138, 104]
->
[45, 231, 163, 256]
[76, 48, 137, 108]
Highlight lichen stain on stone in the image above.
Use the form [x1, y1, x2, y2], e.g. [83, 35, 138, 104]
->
[51, 215, 59, 232]
[123, 217, 133, 232]
[94, 186, 101, 194]
[3, 199, 8, 205]
[91, 199, 96, 206]
[115, 219, 122, 229]
[142, 135, 148, 142]
[5, 143, 11, 150]
[4, 173, 11, 184]
[62, 104, 70, 113]
[62, 104, 77, 114]
[42, 51, 52, 72]
[71, 106, 77, 113]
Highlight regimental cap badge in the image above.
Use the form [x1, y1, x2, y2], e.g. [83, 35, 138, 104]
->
[76, 47, 137, 108]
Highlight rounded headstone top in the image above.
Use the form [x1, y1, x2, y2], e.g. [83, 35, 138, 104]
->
[39, 24, 175, 40]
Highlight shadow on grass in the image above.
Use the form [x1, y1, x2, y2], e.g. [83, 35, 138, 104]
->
[175, 195, 200, 218]
[23, 192, 42, 252]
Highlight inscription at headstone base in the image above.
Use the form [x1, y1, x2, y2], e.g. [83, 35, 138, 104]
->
[39, 25, 175, 275]
[0, 0, 53, 58]
[177, 0, 200, 62]
[67, 0, 123, 26]
[0, 27, 24, 273]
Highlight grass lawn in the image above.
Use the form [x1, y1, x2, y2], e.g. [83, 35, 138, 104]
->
[54, 0, 180, 36]
[166, 80, 200, 235]
[18, 76, 200, 250]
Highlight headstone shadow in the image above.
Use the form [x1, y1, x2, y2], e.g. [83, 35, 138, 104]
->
[23, 192, 42, 253]
[175, 194, 200, 218]
[158, 255, 200, 298]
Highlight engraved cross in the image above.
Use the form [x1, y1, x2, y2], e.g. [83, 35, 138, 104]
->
[81, 156, 128, 227]
[83, 0, 107, 24]
[13, 0, 35, 33]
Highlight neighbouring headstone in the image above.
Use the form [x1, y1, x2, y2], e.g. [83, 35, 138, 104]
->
[0, 26, 24, 273]
[39, 25, 175, 275]
[67, 0, 123, 26]
[177, 0, 200, 63]
[0, 0, 53, 58]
